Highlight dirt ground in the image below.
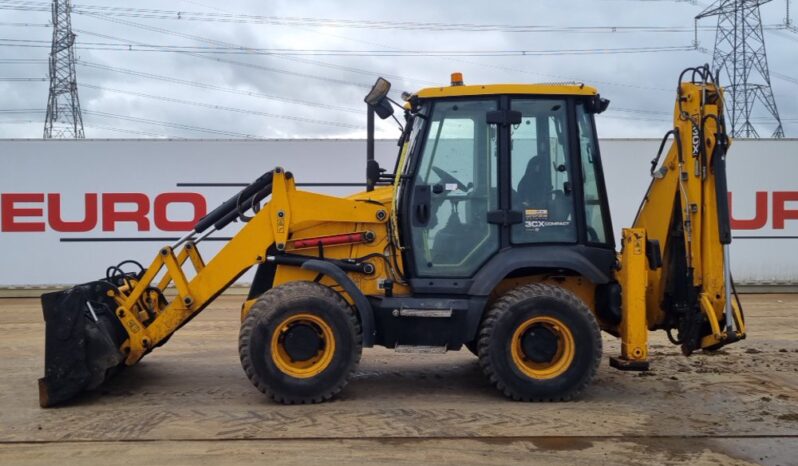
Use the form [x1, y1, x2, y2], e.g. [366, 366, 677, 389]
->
[0, 294, 796, 465]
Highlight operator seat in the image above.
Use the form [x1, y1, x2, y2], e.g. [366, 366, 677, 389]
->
[517, 156, 548, 209]
[517, 156, 571, 222]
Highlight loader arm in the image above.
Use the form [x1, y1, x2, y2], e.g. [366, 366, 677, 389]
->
[612, 65, 746, 369]
[39, 168, 388, 405]
[116, 169, 387, 365]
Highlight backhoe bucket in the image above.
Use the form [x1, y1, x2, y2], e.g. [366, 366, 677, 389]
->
[38, 281, 128, 407]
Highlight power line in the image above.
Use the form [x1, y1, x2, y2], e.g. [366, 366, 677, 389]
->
[45, 44, 710, 57]
[0, 77, 46, 81]
[0, 108, 46, 113]
[0, 34, 698, 56]
[0, 0, 744, 33]
[74, 8, 705, 108]
[0, 21, 49, 27]
[771, 70, 798, 85]
[76, 61, 361, 113]
[5, 0, 791, 137]
[72, 29, 374, 89]
[768, 27, 798, 42]
[75, 13, 451, 86]
[0, 118, 39, 123]
[0, 58, 48, 63]
[79, 6, 691, 93]
[79, 83, 363, 129]
[0, 117, 173, 137]
[184, 0, 680, 95]
[83, 110, 261, 138]
[83, 123, 168, 138]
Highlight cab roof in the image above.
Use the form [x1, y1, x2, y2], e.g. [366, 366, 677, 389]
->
[415, 83, 598, 99]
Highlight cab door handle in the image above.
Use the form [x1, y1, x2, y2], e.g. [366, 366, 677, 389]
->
[412, 184, 432, 227]
[416, 204, 429, 224]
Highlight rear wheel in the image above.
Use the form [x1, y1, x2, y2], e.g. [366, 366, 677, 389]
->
[477, 283, 602, 401]
[239, 281, 362, 404]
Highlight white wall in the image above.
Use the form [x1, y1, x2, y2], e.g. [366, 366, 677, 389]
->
[0, 138, 796, 286]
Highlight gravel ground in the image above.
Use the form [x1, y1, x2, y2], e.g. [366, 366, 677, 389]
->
[0, 293, 796, 465]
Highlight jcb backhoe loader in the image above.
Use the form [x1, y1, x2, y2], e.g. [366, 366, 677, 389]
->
[39, 64, 745, 406]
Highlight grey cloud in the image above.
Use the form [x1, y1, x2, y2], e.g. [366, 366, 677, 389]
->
[0, 0, 795, 139]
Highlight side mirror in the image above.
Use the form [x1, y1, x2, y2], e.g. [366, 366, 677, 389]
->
[365, 78, 391, 106]
[586, 95, 610, 114]
[365, 77, 394, 120]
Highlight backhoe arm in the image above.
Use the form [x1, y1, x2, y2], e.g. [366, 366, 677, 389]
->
[612, 65, 746, 370]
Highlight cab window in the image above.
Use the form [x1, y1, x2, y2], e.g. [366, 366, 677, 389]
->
[576, 102, 609, 244]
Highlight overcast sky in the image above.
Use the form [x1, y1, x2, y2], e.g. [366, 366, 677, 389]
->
[0, 0, 796, 139]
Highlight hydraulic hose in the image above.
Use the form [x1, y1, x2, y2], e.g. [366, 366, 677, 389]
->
[193, 170, 274, 234]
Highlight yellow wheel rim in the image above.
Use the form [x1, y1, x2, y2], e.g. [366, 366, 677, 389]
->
[271, 313, 335, 378]
[510, 316, 575, 380]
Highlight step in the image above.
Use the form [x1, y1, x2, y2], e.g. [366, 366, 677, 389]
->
[393, 308, 453, 318]
[394, 345, 448, 354]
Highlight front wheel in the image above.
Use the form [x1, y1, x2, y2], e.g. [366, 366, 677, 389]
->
[238, 281, 362, 404]
[477, 283, 602, 401]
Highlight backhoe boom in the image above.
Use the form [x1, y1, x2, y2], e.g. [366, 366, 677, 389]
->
[612, 65, 746, 369]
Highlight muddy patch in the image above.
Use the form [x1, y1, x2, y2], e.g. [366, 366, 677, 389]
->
[529, 437, 593, 451]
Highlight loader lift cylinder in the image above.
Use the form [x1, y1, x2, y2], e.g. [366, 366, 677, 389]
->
[192, 170, 274, 235]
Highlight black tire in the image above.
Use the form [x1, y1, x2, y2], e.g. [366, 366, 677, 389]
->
[239, 281, 362, 404]
[477, 283, 602, 401]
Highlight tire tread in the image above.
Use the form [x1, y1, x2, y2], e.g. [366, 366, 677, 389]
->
[238, 281, 362, 404]
[477, 283, 602, 402]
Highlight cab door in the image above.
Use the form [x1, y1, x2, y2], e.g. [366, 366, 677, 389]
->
[406, 99, 500, 278]
[509, 98, 577, 244]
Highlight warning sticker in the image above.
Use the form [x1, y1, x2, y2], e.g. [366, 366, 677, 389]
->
[525, 209, 548, 220]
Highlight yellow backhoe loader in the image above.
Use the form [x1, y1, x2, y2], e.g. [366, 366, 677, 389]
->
[39, 64, 745, 406]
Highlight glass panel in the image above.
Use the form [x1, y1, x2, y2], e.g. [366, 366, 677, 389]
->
[411, 100, 499, 277]
[576, 103, 608, 243]
[510, 99, 576, 243]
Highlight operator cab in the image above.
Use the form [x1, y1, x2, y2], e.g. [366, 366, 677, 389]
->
[367, 74, 614, 292]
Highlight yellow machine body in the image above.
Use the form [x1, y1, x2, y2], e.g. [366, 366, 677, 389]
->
[38, 66, 745, 407]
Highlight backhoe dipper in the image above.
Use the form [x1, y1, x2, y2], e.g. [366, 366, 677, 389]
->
[39, 64, 745, 406]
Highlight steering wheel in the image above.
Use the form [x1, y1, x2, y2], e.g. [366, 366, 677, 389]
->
[431, 166, 469, 192]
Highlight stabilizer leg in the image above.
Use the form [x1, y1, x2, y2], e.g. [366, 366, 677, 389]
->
[610, 228, 650, 371]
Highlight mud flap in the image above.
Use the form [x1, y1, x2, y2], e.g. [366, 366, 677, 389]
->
[38, 281, 128, 408]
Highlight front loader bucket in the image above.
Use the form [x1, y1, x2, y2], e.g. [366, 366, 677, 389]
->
[38, 281, 128, 407]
